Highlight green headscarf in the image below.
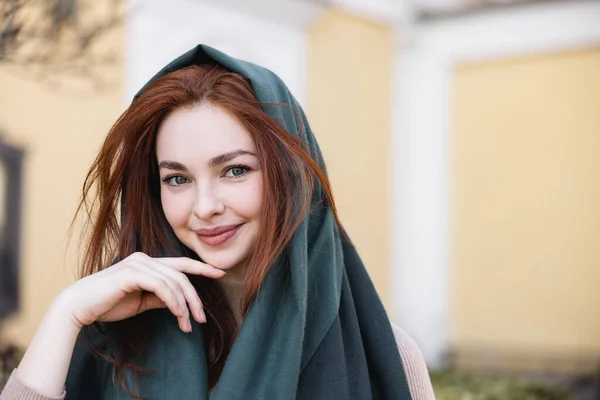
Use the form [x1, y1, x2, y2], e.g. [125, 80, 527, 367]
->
[65, 45, 412, 400]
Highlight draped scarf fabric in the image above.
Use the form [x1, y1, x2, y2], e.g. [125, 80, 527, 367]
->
[65, 45, 412, 400]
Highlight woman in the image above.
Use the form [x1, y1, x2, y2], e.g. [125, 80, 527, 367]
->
[0, 45, 435, 400]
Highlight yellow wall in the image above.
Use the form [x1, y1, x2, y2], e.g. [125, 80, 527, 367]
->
[0, 29, 124, 347]
[452, 47, 600, 372]
[307, 10, 393, 305]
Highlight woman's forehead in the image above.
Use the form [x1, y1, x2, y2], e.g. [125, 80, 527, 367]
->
[156, 104, 256, 163]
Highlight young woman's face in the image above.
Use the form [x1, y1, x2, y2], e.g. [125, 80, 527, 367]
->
[156, 103, 262, 274]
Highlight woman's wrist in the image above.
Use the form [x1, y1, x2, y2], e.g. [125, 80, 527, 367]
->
[15, 293, 83, 398]
[51, 288, 86, 331]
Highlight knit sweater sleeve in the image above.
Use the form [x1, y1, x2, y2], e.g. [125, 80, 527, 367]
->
[390, 322, 437, 400]
[0, 370, 66, 400]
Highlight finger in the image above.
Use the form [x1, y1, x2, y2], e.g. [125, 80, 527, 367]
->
[139, 292, 167, 312]
[157, 257, 226, 279]
[142, 293, 190, 334]
[146, 259, 205, 324]
[129, 262, 191, 332]
[123, 266, 185, 323]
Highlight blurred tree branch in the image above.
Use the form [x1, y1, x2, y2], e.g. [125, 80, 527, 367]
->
[0, 0, 124, 87]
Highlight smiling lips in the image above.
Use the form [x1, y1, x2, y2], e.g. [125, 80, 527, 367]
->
[195, 223, 243, 246]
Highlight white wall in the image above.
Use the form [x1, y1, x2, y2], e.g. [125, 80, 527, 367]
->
[125, 0, 320, 105]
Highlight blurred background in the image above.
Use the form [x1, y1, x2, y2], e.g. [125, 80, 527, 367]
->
[1, 0, 599, 398]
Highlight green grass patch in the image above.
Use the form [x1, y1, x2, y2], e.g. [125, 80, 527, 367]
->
[431, 370, 570, 400]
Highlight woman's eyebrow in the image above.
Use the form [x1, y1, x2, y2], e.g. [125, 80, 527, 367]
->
[209, 150, 256, 167]
[158, 160, 188, 171]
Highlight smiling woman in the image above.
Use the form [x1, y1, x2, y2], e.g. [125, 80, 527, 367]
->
[0, 44, 434, 400]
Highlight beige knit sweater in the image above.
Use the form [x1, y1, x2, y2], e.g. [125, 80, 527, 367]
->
[0, 322, 435, 400]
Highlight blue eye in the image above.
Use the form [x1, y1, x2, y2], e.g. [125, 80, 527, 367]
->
[225, 166, 249, 178]
[162, 175, 188, 186]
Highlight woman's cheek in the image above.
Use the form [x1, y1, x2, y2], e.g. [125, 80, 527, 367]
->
[234, 178, 262, 214]
[251, 176, 264, 209]
[162, 192, 191, 226]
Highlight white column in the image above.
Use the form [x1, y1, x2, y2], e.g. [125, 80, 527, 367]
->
[391, 47, 452, 368]
[125, 0, 321, 105]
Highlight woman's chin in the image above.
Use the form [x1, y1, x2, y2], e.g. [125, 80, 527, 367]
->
[197, 254, 242, 273]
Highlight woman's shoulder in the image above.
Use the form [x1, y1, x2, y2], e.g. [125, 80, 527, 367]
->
[389, 321, 437, 400]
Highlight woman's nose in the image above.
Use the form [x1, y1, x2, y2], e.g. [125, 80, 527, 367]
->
[192, 182, 225, 220]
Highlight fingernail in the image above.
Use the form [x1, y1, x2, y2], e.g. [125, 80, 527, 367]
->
[187, 320, 193, 333]
[199, 309, 206, 323]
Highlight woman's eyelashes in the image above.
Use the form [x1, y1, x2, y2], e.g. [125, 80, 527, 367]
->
[162, 174, 189, 187]
[160, 164, 254, 186]
[223, 164, 252, 179]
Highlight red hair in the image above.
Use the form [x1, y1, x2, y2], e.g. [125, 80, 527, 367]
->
[74, 64, 342, 396]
